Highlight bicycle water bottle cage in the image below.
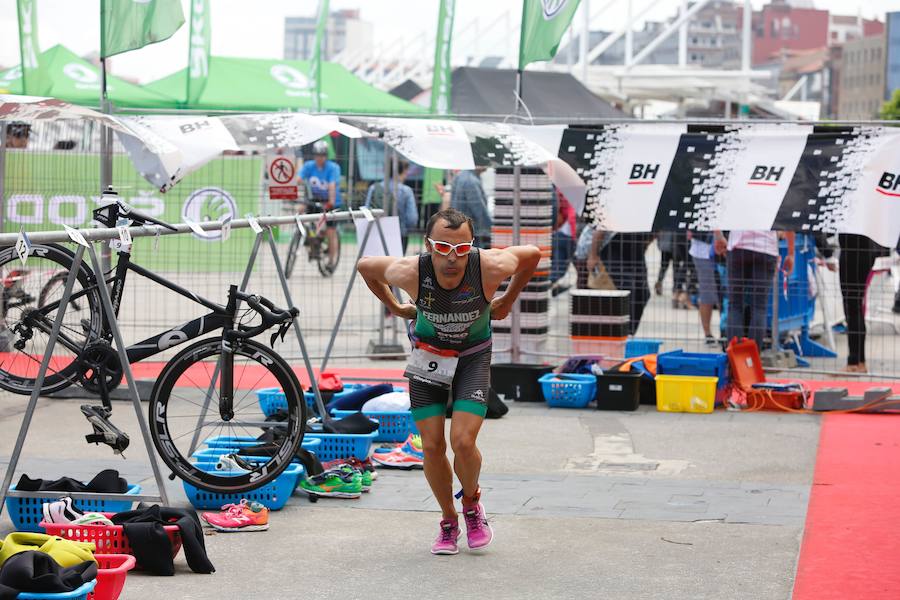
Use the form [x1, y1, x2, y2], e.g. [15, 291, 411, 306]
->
[81, 404, 130, 455]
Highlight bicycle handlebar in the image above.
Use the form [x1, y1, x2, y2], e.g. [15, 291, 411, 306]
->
[233, 291, 298, 339]
[118, 202, 178, 231]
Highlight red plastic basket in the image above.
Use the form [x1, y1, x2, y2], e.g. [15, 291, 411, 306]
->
[41, 514, 182, 558]
[88, 554, 136, 600]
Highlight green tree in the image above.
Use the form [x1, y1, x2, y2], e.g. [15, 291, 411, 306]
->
[880, 89, 900, 120]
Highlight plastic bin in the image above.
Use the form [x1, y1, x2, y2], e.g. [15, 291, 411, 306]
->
[624, 338, 663, 358]
[491, 363, 553, 402]
[331, 410, 418, 443]
[595, 372, 642, 411]
[655, 375, 717, 413]
[657, 349, 730, 404]
[257, 384, 372, 416]
[539, 373, 597, 409]
[182, 461, 303, 511]
[6, 484, 142, 533]
[88, 555, 136, 600]
[42, 515, 182, 557]
[303, 431, 378, 462]
[17, 580, 96, 600]
[192, 437, 321, 461]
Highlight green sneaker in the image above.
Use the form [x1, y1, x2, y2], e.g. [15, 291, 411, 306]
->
[339, 465, 372, 491]
[297, 468, 362, 498]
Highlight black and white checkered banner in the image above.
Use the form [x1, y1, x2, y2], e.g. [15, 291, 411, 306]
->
[558, 123, 900, 247]
[4, 95, 897, 246]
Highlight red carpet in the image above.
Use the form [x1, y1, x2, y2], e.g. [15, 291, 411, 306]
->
[793, 413, 900, 599]
[128, 362, 406, 390]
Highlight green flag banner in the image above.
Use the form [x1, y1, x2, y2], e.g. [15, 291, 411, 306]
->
[186, 0, 210, 105]
[16, 0, 43, 95]
[310, 0, 329, 112]
[429, 0, 455, 115]
[518, 0, 581, 70]
[422, 168, 444, 205]
[101, 0, 185, 58]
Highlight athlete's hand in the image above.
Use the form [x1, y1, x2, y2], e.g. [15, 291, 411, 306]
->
[392, 303, 417, 320]
[490, 295, 513, 320]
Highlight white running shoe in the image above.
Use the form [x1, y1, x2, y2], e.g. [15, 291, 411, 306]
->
[42, 497, 84, 525]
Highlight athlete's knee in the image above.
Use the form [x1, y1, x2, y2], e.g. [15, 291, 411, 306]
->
[450, 431, 478, 456]
[421, 435, 447, 456]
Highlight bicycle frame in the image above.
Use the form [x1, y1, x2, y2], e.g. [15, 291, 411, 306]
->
[33, 246, 232, 364]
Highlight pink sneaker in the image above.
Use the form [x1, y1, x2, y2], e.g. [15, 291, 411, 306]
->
[430, 518, 461, 555]
[462, 496, 493, 550]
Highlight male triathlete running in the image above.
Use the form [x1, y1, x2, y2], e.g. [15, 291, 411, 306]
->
[299, 139, 341, 270]
[358, 208, 540, 555]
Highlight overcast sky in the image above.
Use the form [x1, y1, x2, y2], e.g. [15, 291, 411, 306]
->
[1, 0, 899, 83]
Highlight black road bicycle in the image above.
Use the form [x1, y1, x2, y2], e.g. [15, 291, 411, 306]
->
[0, 202, 306, 493]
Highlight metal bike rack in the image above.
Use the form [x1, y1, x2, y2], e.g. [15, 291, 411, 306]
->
[0, 206, 386, 512]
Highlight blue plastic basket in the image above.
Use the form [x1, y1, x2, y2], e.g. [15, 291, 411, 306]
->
[303, 431, 378, 461]
[182, 461, 304, 511]
[193, 437, 321, 460]
[5, 485, 142, 533]
[257, 383, 371, 416]
[16, 579, 96, 599]
[539, 373, 597, 408]
[331, 410, 418, 443]
[625, 338, 663, 358]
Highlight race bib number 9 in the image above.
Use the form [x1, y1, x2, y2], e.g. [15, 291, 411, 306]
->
[404, 344, 459, 389]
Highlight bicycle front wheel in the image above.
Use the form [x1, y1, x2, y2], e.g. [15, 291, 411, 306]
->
[149, 337, 307, 493]
[317, 229, 341, 277]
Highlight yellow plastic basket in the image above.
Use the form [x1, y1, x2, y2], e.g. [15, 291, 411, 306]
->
[655, 375, 718, 413]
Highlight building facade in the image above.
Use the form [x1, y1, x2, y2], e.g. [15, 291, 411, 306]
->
[837, 33, 887, 119]
[284, 9, 373, 61]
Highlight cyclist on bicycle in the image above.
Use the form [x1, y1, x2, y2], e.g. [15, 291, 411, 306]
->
[299, 139, 341, 271]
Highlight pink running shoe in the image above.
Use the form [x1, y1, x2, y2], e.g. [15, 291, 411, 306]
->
[462, 495, 493, 550]
[431, 518, 461, 555]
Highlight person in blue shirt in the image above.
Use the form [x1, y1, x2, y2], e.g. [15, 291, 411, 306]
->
[449, 169, 491, 249]
[364, 160, 419, 254]
[299, 139, 342, 268]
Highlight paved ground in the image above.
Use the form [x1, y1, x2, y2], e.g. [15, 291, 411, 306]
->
[0, 391, 820, 600]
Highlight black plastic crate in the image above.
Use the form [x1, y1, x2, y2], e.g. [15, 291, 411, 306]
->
[595, 372, 642, 411]
[491, 363, 553, 402]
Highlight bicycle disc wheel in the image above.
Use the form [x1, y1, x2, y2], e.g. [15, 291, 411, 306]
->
[284, 231, 302, 279]
[149, 337, 307, 493]
[0, 243, 102, 395]
[317, 229, 340, 277]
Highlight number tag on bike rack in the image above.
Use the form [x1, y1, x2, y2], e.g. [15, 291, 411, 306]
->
[183, 216, 208, 238]
[294, 215, 307, 245]
[246, 214, 263, 234]
[221, 215, 232, 242]
[360, 207, 375, 222]
[15, 228, 32, 266]
[63, 225, 89, 247]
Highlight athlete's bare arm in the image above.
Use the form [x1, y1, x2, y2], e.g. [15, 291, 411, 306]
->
[357, 255, 420, 319]
[479, 245, 542, 320]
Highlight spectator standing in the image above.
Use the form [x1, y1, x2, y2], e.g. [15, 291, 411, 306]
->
[689, 231, 720, 346]
[837, 233, 890, 373]
[449, 169, 492, 249]
[364, 160, 419, 254]
[715, 230, 795, 349]
[550, 189, 577, 295]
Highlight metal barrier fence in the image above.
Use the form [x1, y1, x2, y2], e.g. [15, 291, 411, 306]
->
[2, 119, 898, 381]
